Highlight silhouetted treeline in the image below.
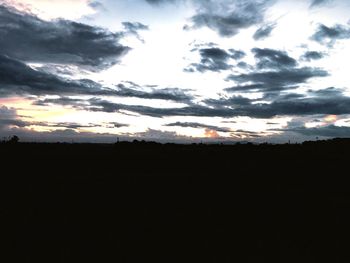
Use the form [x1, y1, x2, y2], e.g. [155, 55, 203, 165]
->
[1, 137, 349, 171]
[1, 138, 350, 263]
[0, 135, 19, 144]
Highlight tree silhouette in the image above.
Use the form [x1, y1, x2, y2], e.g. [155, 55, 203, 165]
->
[8, 135, 19, 144]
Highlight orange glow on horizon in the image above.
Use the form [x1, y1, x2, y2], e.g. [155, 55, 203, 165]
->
[204, 129, 220, 138]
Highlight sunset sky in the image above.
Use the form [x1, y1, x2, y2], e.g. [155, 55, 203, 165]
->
[1, 0, 350, 143]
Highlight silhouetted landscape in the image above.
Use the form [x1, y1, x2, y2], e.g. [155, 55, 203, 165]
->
[2, 0, 350, 261]
[2, 139, 350, 262]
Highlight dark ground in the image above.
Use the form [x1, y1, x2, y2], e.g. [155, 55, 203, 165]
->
[1, 139, 350, 262]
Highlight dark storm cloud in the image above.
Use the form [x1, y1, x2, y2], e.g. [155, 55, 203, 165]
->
[0, 5, 130, 70]
[86, 98, 236, 118]
[253, 23, 276, 40]
[122, 22, 149, 32]
[33, 96, 236, 118]
[0, 106, 48, 130]
[225, 84, 265, 93]
[286, 125, 350, 138]
[266, 92, 305, 101]
[225, 48, 327, 97]
[228, 49, 246, 60]
[0, 55, 116, 97]
[188, 0, 275, 37]
[236, 61, 252, 69]
[41, 121, 129, 130]
[0, 106, 17, 119]
[185, 47, 244, 73]
[115, 83, 194, 103]
[38, 87, 350, 119]
[32, 80, 194, 106]
[226, 67, 328, 92]
[122, 22, 149, 42]
[308, 87, 344, 97]
[165, 122, 231, 132]
[0, 118, 28, 129]
[41, 122, 99, 129]
[203, 90, 350, 119]
[301, 51, 325, 61]
[204, 95, 253, 107]
[252, 48, 297, 69]
[0, 38, 193, 101]
[0, 106, 27, 129]
[232, 95, 350, 118]
[35, 64, 79, 77]
[311, 24, 350, 46]
[232, 130, 265, 138]
[33, 97, 87, 107]
[185, 48, 232, 72]
[201, 48, 230, 60]
[310, 0, 332, 8]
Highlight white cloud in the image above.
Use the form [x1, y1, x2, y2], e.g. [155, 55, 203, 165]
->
[0, 0, 97, 20]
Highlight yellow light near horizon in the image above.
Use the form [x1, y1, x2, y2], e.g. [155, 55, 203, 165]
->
[0, 97, 76, 122]
[0, 97, 31, 108]
[324, 115, 337, 123]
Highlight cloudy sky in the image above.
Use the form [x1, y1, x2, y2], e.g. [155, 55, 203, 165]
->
[1, 0, 350, 143]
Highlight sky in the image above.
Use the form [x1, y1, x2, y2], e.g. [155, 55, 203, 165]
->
[1, 0, 350, 143]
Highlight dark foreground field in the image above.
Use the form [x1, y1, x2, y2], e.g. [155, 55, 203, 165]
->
[1, 139, 350, 262]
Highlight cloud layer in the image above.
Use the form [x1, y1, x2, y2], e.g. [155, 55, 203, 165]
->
[188, 0, 275, 37]
[0, 0, 98, 20]
[0, 55, 116, 97]
[0, 5, 130, 70]
[1, 0, 350, 142]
